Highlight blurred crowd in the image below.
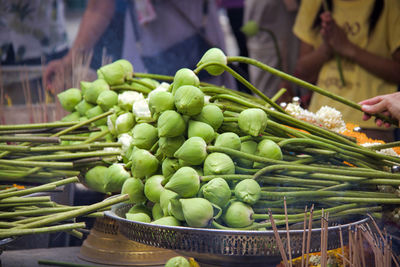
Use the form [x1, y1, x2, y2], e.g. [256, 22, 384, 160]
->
[1, 0, 400, 138]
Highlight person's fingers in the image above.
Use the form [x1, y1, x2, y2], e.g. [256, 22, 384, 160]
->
[359, 95, 384, 106]
[375, 118, 383, 127]
[362, 113, 371, 121]
[361, 100, 388, 114]
[384, 122, 391, 128]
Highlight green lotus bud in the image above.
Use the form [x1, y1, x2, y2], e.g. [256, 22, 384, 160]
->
[214, 132, 241, 151]
[121, 177, 146, 204]
[132, 123, 158, 150]
[157, 110, 186, 137]
[97, 61, 125, 86]
[97, 90, 118, 111]
[174, 137, 207, 166]
[132, 98, 151, 121]
[165, 256, 190, 267]
[126, 212, 151, 223]
[197, 48, 227, 76]
[162, 158, 180, 180]
[168, 198, 185, 221]
[57, 88, 82, 112]
[165, 167, 200, 198]
[151, 216, 181, 226]
[140, 78, 160, 89]
[160, 189, 179, 216]
[118, 91, 144, 111]
[80, 81, 91, 95]
[84, 79, 110, 104]
[202, 178, 231, 208]
[127, 204, 152, 217]
[193, 104, 224, 130]
[240, 20, 259, 37]
[188, 120, 215, 144]
[85, 105, 107, 126]
[234, 179, 261, 205]
[158, 136, 184, 158]
[84, 166, 108, 193]
[203, 152, 235, 176]
[107, 113, 118, 135]
[115, 59, 133, 79]
[222, 201, 254, 228]
[171, 68, 200, 94]
[253, 139, 282, 168]
[152, 203, 164, 220]
[78, 116, 88, 122]
[180, 198, 213, 228]
[174, 85, 204, 116]
[75, 99, 94, 116]
[238, 108, 268, 136]
[237, 140, 258, 168]
[148, 91, 175, 119]
[115, 112, 135, 135]
[104, 164, 131, 193]
[130, 149, 159, 179]
[61, 111, 80, 122]
[144, 175, 165, 203]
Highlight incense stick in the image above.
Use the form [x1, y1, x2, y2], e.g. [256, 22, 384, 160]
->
[305, 204, 314, 267]
[301, 206, 307, 267]
[283, 197, 293, 267]
[268, 208, 289, 267]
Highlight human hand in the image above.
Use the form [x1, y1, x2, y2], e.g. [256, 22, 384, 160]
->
[43, 55, 72, 91]
[359, 92, 400, 128]
[320, 12, 355, 58]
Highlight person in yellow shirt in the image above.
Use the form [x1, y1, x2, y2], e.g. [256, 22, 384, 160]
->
[293, 0, 400, 142]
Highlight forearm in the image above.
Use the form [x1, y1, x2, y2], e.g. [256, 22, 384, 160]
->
[67, 0, 115, 59]
[346, 45, 400, 84]
[294, 44, 332, 83]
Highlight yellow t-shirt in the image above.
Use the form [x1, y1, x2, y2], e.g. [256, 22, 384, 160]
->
[293, 0, 400, 128]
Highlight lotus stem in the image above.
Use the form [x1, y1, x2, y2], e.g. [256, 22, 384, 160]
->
[18, 151, 120, 161]
[0, 121, 77, 131]
[37, 259, 98, 267]
[0, 222, 85, 239]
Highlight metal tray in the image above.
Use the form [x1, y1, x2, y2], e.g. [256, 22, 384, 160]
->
[105, 203, 369, 267]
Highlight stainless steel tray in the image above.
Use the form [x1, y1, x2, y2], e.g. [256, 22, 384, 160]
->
[105, 203, 369, 267]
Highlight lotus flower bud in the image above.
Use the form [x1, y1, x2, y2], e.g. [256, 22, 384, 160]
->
[97, 61, 125, 86]
[174, 85, 204, 116]
[144, 175, 165, 203]
[148, 91, 175, 119]
[61, 111, 80, 122]
[118, 133, 133, 155]
[147, 82, 170, 99]
[157, 110, 186, 138]
[171, 68, 200, 94]
[75, 100, 94, 116]
[152, 203, 164, 220]
[84, 166, 108, 193]
[180, 198, 213, 228]
[162, 158, 180, 180]
[158, 136, 184, 158]
[174, 137, 207, 166]
[253, 139, 282, 168]
[139, 78, 160, 89]
[121, 177, 146, 204]
[97, 90, 118, 111]
[85, 105, 107, 126]
[202, 178, 231, 208]
[126, 212, 151, 223]
[116, 112, 135, 134]
[115, 59, 133, 79]
[237, 140, 257, 168]
[130, 149, 159, 179]
[127, 204, 152, 217]
[234, 179, 261, 205]
[165, 167, 200, 197]
[193, 104, 224, 130]
[197, 48, 227, 76]
[84, 79, 110, 104]
[160, 189, 179, 216]
[168, 198, 185, 221]
[132, 98, 152, 121]
[107, 113, 118, 135]
[214, 132, 241, 151]
[151, 216, 181, 226]
[103, 164, 131, 193]
[238, 108, 268, 136]
[203, 152, 235, 176]
[118, 91, 144, 111]
[222, 201, 254, 228]
[240, 20, 259, 37]
[165, 256, 190, 267]
[80, 81, 91, 95]
[57, 88, 82, 112]
[188, 120, 215, 144]
[132, 123, 158, 150]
